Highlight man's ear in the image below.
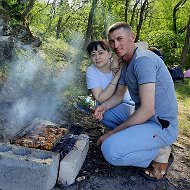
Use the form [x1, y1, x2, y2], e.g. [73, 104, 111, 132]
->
[131, 32, 136, 42]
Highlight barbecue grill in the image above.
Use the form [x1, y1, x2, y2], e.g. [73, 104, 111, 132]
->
[0, 118, 89, 190]
[10, 118, 83, 159]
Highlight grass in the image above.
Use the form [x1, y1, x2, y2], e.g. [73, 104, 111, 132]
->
[175, 79, 190, 137]
[1, 36, 189, 139]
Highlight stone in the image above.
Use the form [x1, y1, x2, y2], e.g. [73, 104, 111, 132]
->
[0, 143, 60, 190]
[58, 134, 89, 186]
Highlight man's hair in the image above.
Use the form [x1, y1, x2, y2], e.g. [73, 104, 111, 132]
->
[108, 22, 132, 34]
[86, 40, 110, 55]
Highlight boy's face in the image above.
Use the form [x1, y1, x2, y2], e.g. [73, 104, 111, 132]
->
[90, 45, 111, 69]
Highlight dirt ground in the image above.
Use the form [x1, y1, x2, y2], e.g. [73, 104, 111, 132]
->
[0, 96, 189, 190]
[53, 111, 190, 190]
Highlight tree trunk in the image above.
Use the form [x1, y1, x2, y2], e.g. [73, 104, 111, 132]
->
[135, 0, 148, 42]
[22, 0, 35, 18]
[82, 0, 98, 50]
[130, 0, 140, 27]
[56, 15, 70, 39]
[45, 0, 57, 33]
[125, 0, 130, 22]
[180, 17, 190, 69]
[102, 0, 107, 39]
[22, 0, 36, 38]
[173, 0, 188, 34]
[56, 16, 63, 39]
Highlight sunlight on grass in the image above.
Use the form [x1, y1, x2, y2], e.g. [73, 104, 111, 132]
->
[175, 79, 190, 137]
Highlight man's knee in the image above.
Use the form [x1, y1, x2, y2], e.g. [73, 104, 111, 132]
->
[101, 140, 120, 166]
[101, 137, 131, 166]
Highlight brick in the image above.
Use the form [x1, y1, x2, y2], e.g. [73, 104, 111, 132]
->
[0, 143, 60, 190]
[58, 134, 89, 185]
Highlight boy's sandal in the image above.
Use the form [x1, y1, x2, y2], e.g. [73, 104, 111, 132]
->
[141, 153, 174, 181]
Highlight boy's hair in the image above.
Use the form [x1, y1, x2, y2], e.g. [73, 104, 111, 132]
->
[86, 40, 110, 55]
[108, 22, 132, 34]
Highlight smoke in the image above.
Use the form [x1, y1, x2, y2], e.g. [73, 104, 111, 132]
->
[2, 45, 77, 141]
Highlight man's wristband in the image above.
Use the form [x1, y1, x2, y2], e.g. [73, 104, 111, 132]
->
[110, 82, 117, 86]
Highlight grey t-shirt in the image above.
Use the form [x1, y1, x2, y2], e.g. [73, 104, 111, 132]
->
[119, 48, 178, 127]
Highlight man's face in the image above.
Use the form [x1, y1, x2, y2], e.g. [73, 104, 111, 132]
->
[108, 28, 135, 58]
[90, 45, 111, 69]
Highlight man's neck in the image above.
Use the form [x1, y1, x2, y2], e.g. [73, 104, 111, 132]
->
[122, 47, 136, 64]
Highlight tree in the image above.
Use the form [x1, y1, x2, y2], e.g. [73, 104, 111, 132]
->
[22, 0, 35, 19]
[56, 0, 66, 39]
[82, 0, 98, 50]
[56, 15, 70, 39]
[130, 0, 140, 27]
[2, 0, 36, 38]
[4, 0, 189, 66]
[22, 0, 36, 38]
[173, 0, 188, 34]
[135, 0, 149, 42]
[125, 0, 131, 22]
[180, 17, 190, 68]
[45, 0, 57, 34]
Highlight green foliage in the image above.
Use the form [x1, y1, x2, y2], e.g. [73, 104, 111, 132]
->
[3, 0, 26, 21]
[143, 30, 181, 66]
[2, 0, 190, 137]
[41, 37, 75, 66]
[24, 0, 190, 69]
[29, 1, 52, 35]
[30, 0, 90, 41]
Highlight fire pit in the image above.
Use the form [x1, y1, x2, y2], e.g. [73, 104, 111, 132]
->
[10, 118, 84, 159]
[0, 118, 89, 190]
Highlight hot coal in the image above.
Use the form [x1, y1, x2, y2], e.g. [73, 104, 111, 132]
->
[52, 134, 78, 159]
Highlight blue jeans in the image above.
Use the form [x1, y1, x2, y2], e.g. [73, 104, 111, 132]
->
[99, 102, 178, 168]
[100, 102, 135, 129]
[101, 121, 178, 168]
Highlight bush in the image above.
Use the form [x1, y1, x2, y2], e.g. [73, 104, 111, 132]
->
[144, 30, 180, 66]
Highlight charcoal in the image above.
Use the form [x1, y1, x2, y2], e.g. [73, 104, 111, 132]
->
[52, 134, 78, 159]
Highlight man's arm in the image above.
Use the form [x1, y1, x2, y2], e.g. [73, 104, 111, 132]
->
[97, 82, 155, 145]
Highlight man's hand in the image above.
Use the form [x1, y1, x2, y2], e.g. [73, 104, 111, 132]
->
[93, 104, 107, 121]
[97, 131, 114, 146]
[111, 56, 124, 78]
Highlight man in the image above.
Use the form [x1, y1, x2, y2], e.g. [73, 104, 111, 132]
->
[94, 22, 178, 180]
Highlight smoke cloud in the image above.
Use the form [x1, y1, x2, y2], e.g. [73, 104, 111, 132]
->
[1, 45, 77, 141]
